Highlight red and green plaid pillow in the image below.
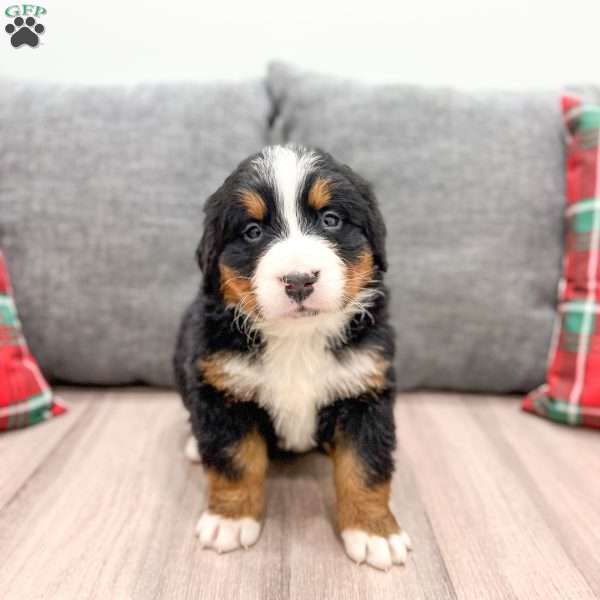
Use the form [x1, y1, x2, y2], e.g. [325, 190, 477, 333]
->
[523, 95, 600, 428]
[0, 251, 66, 430]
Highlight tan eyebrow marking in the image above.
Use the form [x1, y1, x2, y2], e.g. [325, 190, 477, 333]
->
[308, 177, 332, 210]
[240, 190, 267, 220]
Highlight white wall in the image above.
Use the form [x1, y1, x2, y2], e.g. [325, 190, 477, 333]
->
[1, 0, 599, 88]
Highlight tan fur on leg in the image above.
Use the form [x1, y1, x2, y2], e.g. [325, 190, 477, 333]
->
[205, 429, 268, 521]
[331, 437, 411, 569]
[331, 439, 399, 537]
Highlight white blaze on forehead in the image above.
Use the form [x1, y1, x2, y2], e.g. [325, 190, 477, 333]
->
[251, 145, 345, 320]
[253, 145, 317, 235]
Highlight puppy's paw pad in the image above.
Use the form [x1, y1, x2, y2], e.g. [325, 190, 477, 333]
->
[184, 435, 201, 462]
[341, 528, 412, 570]
[195, 511, 261, 553]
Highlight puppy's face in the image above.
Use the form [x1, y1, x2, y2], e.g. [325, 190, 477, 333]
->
[198, 146, 386, 322]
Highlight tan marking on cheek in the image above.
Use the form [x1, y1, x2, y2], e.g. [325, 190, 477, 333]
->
[205, 430, 268, 520]
[308, 177, 332, 210]
[332, 440, 399, 537]
[344, 250, 374, 301]
[219, 263, 257, 313]
[240, 190, 267, 220]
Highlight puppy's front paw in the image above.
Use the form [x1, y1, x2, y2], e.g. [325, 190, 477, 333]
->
[341, 529, 412, 571]
[195, 511, 262, 553]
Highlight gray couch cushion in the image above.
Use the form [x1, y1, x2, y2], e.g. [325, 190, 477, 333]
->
[268, 62, 565, 393]
[0, 80, 269, 386]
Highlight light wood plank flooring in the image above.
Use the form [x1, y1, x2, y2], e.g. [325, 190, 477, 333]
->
[0, 388, 598, 600]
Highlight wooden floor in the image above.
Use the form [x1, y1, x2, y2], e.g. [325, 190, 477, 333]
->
[0, 389, 599, 600]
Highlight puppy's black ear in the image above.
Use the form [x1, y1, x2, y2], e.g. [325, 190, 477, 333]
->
[340, 165, 388, 272]
[195, 189, 224, 289]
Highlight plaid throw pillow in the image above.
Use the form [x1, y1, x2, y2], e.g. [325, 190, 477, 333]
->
[0, 251, 66, 430]
[523, 95, 600, 428]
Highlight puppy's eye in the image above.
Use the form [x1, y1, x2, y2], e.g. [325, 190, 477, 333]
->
[321, 210, 342, 231]
[243, 222, 263, 242]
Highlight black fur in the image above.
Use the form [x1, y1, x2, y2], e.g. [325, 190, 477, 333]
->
[174, 145, 396, 484]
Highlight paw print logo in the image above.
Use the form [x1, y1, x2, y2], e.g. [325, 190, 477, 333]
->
[5, 16, 45, 48]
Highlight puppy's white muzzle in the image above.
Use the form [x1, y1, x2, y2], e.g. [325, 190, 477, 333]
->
[253, 235, 345, 320]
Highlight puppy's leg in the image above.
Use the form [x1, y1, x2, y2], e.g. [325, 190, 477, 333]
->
[325, 398, 411, 570]
[183, 380, 271, 553]
[196, 427, 268, 553]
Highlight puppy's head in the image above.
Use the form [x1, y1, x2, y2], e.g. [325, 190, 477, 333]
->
[197, 145, 386, 322]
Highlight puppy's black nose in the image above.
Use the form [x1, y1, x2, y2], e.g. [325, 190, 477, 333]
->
[282, 271, 319, 303]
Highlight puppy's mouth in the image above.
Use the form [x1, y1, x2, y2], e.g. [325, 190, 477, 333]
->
[289, 306, 321, 318]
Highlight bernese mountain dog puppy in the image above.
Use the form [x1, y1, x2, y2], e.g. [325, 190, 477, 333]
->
[173, 144, 411, 570]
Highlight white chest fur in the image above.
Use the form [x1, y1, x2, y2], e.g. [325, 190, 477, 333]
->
[218, 313, 384, 452]
[258, 319, 339, 452]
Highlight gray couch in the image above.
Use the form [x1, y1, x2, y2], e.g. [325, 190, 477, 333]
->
[3, 64, 600, 600]
[0, 62, 568, 393]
